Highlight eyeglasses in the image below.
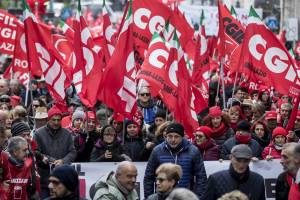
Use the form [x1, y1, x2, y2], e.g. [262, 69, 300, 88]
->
[156, 177, 167, 183]
[139, 93, 150, 97]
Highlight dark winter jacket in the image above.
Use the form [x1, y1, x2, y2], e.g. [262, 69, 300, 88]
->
[74, 130, 99, 162]
[252, 133, 270, 149]
[43, 194, 86, 200]
[90, 139, 126, 162]
[221, 137, 262, 160]
[143, 139, 207, 199]
[146, 190, 172, 200]
[276, 171, 292, 200]
[194, 139, 220, 161]
[34, 125, 76, 189]
[123, 135, 147, 161]
[202, 164, 265, 200]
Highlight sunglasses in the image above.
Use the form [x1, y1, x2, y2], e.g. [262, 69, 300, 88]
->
[140, 93, 150, 97]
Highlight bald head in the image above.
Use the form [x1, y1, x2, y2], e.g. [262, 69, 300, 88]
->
[115, 161, 137, 192]
[116, 161, 137, 176]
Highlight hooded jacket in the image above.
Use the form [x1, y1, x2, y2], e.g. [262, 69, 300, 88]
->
[93, 171, 139, 200]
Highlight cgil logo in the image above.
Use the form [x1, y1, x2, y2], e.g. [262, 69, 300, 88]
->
[248, 34, 299, 86]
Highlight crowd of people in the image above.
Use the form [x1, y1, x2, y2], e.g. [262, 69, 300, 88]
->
[0, 77, 299, 200]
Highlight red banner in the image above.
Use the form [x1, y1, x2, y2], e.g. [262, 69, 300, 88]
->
[0, 9, 21, 55]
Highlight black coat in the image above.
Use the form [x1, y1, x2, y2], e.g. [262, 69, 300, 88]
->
[202, 165, 265, 200]
[74, 131, 99, 162]
[90, 139, 125, 162]
[123, 136, 147, 161]
[275, 172, 291, 200]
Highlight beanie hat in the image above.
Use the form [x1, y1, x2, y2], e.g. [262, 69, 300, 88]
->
[236, 120, 251, 132]
[11, 122, 31, 136]
[166, 123, 184, 137]
[87, 111, 96, 120]
[209, 106, 222, 117]
[155, 109, 166, 119]
[51, 165, 79, 192]
[72, 110, 85, 122]
[48, 105, 62, 119]
[195, 126, 212, 138]
[272, 127, 288, 140]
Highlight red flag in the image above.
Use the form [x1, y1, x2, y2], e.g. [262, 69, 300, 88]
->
[217, 1, 245, 71]
[98, 2, 137, 119]
[237, 7, 300, 97]
[23, 6, 70, 102]
[73, 7, 105, 107]
[0, 9, 21, 55]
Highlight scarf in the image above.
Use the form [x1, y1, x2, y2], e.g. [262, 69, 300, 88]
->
[211, 122, 228, 138]
[229, 164, 250, 183]
[235, 133, 251, 144]
[195, 139, 213, 150]
[112, 175, 131, 196]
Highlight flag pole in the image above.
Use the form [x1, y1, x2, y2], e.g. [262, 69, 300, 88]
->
[230, 71, 239, 108]
[220, 58, 226, 109]
[215, 73, 221, 106]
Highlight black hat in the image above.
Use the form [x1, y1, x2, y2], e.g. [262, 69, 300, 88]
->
[155, 109, 167, 119]
[166, 123, 184, 137]
[11, 122, 31, 137]
[236, 120, 251, 132]
[51, 165, 79, 192]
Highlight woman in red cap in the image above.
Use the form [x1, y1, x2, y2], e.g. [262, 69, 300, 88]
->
[262, 127, 287, 160]
[193, 126, 220, 161]
[203, 106, 234, 145]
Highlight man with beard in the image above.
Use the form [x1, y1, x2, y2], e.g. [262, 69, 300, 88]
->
[203, 144, 265, 200]
[34, 105, 76, 199]
[276, 143, 300, 200]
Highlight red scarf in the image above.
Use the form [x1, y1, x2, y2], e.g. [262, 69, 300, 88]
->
[195, 139, 212, 150]
[288, 182, 300, 200]
[235, 133, 251, 144]
[211, 122, 228, 138]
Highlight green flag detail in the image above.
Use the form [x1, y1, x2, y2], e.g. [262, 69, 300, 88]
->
[249, 6, 260, 18]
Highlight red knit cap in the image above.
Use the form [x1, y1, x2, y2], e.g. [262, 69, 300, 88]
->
[48, 105, 62, 119]
[265, 111, 277, 120]
[272, 127, 287, 140]
[195, 126, 213, 138]
[209, 106, 222, 117]
[87, 111, 96, 120]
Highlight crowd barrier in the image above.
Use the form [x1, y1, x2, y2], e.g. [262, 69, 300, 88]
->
[72, 160, 283, 200]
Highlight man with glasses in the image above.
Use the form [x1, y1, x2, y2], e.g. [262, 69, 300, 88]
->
[137, 86, 157, 125]
[144, 122, 207, 199]
[46, 165, 81, 200]
[203, 144, 265, 200]
[146, 163, 182, 200]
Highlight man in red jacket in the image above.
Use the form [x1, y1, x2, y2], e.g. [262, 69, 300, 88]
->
[0, 125, 10, 200]
[7, 136, 34, 200]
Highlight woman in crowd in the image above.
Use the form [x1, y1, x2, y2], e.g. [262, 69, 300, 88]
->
[68, 109, 85, 137]
[228, 105, 243, 132]
[90, 125, 127, 162]
[203, 106, 234, 145]
[193, 126, 220, 161]
[262, 127, 287, 160]
[123, 119, 147, 161]
[251, 121, 270, 149]
[251, 103, 265, 123]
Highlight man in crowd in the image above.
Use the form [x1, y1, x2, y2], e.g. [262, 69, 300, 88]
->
[276, 143, 300, 200]
[146, 163, 182, 200]
[143, 122, 207, 199]
[278, 101, 292, 127]
[265, 111, 278, 133]
[34, 105, 77, 199]
[0, 125, 10, 200]
[46, 165, 81, 200]
[7, 136, 35, 200]
[203, 144, 265, 200]
[137, 86, 157, 125]
[93, 161, 139, 200]
[221, 120, 262, 160]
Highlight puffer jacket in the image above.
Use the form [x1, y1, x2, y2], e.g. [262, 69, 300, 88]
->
[262, 143, 282, 159]
[93, 171, 139, 200]
[143, 139, 207, 199]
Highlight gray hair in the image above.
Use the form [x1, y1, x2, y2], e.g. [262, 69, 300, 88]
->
[294, 143, 300, 158]
[166, 188, 199, 200]
[7, 136, 27, 155]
